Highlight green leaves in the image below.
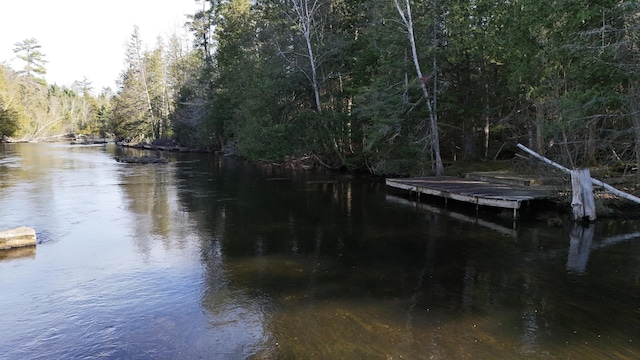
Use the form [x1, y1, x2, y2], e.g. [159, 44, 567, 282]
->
[170, 0, 640, 173]
[0, 99, 20, 139]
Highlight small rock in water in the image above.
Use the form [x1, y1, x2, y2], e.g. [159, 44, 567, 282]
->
[0, 226, 37, 250]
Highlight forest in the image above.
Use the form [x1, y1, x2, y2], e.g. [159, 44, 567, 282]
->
[1, 0, 639, 178]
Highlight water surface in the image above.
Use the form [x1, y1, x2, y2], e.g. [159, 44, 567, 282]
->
[1, 143, 640, 359]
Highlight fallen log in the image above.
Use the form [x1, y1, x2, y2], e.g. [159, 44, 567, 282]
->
[517, 143, 640, 205]
[0, 226, 37, 250]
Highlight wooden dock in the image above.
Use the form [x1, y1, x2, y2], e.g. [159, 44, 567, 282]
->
[386, 176, 559, 218]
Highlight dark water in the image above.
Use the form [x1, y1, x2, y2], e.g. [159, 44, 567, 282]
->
[1, 143, 640, 359]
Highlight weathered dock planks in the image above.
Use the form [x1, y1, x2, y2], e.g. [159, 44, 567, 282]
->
[386, 176, 559, 218]
[386, 194, 518, 237]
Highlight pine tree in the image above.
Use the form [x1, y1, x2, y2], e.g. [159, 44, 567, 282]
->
[13, 38, 48, 82]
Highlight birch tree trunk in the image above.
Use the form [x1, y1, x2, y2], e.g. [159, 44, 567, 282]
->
[287, 0, 346, 166]
[134, 37, 153, 118]
[393, 0, 444, 176]
[290, 0, 322, 113]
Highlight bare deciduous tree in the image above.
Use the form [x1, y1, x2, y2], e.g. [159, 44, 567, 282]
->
[288, 0, 322, 113]
[393, 0, 444, 175]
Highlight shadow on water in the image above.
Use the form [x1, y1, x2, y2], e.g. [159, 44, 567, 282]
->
[173, 153, 640, 359]
[2, 143, 640, 359]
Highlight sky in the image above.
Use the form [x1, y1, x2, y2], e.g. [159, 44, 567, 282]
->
[0, 0, 199, 93]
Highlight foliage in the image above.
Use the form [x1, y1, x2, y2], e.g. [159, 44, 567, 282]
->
[162, 0, 638, 174]
[0, 67, 21, 139]
[3, 77, 104, 140]
[1, 36, 107, 141]
[7, 1, 640, 178]
[110, 26, 177, 142]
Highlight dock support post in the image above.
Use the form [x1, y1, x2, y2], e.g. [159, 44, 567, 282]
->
[518, 142, 640, 206]
[571, 169, 596, 222]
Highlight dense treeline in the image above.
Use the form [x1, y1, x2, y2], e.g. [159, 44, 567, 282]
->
[0, 38, 111, 141]
[2, 0, 639, 178]
[0, 64, 112, 140]
[171, 0, 639, 177]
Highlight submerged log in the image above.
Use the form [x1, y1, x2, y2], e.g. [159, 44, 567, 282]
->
[115, 156, 169, 164]
[0, 226, 37, 250]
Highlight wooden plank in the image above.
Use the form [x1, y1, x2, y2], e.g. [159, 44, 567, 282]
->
[387, 178, 520, 209]
[386, 177, 557, 212]
[465, 172, 537, 186]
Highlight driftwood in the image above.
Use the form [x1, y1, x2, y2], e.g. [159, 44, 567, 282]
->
[517, 143, 640, 205]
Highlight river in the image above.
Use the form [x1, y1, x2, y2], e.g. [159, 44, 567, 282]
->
[1, 143, 640, 359]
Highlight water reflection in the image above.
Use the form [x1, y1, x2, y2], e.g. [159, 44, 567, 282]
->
[2, 143, 640, 359]
[386, 194, 517, 237]
[567, 224, 594, 273]
[384, 192, 640, 358]
[567, 223, 640, 276]
[0, 246, 36, 261]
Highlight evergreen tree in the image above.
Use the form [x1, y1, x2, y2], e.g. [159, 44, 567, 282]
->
[13, 38, 48, 82]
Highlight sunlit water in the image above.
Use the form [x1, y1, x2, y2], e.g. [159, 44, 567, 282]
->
[1, 143, 640, 359]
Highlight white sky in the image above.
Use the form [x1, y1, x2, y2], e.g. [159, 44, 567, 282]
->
[0, 0, 199, 93]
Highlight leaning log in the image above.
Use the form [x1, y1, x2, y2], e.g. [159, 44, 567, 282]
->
[0, 226, 37, 250]
[517, 143, 640, 205]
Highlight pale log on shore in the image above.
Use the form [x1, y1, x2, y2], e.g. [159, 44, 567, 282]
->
[517, 143, 640, 205]
[0, 226, 37, 250]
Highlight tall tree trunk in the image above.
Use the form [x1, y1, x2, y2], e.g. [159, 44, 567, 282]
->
[482, 60, 490, 158]
[131, 26, 154, 138]
[586, 120, 596, 166]
[290, 0, 322, 113]
[393, 0, 444, 176]
[288, 0, 346, 166]
[463, 124, 476, 160]
[535, 101, 545, 155]
[629, 83, 640, 184]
